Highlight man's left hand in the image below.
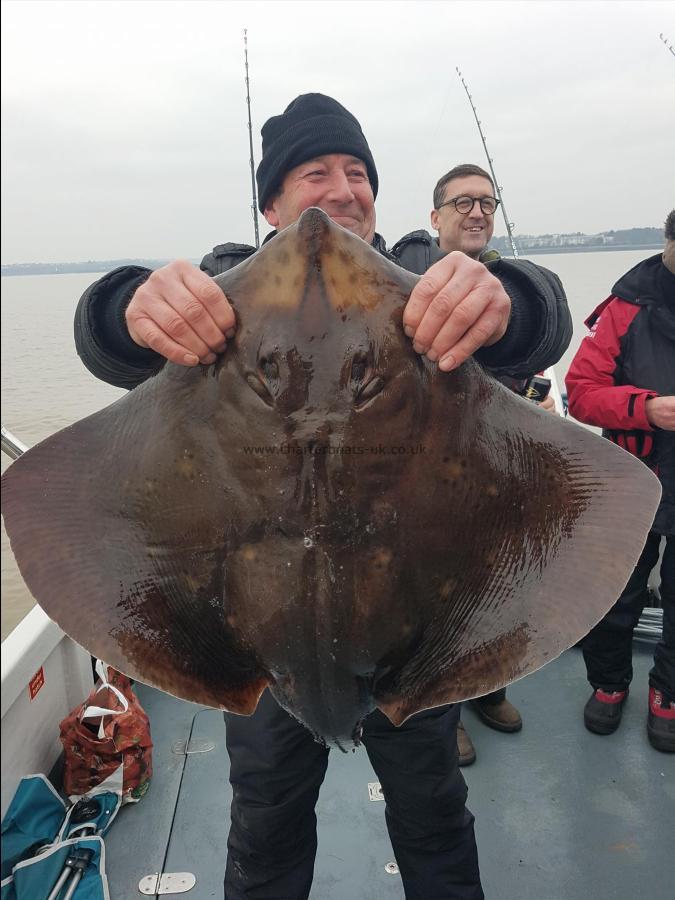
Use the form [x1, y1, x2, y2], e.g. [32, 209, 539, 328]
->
[538, 394, 558, 414]
[402, 251, 510, 371]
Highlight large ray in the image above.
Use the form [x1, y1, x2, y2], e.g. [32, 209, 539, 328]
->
[1, 208, 661, 745]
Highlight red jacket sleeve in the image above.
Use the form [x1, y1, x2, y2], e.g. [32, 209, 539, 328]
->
[565, 297, 658, 431]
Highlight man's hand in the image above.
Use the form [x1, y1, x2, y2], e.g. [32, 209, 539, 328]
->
[538, 394, 558, 414]
[125, 260, 236, 366]
[646, 396, 675, 431]
[402, 251, 511, 371]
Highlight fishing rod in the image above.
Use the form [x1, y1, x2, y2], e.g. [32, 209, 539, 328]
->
[454, 70, 570, 414]
[243, 29, 260, 249]
[659, 32, 675, 57]
[455, 68, 519, 258]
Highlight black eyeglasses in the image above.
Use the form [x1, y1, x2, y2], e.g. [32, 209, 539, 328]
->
[437, 195, 500, 215]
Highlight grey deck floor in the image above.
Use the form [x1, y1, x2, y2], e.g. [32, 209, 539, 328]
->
[105, 645, 674, 900]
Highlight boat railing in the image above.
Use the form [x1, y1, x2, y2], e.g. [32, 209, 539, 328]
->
[1, 426, 94, 817]
[1, 425, 28, 460]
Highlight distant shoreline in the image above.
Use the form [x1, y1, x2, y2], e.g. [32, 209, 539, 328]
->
[0, 243, 663, 276]
[0, 259, 190, 277]
[515, 242, 663, 256]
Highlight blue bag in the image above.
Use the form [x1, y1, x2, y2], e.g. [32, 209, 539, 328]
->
[1, 775, 65, 880]
[1, 775, 119, 900]
[3, 837, 107, 900]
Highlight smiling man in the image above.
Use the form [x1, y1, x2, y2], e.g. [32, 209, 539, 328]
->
[432, 164, 498, 259]
[74, 94, 571, 900]
[263, 154, 376, 238]
[391, 163, 500, 271]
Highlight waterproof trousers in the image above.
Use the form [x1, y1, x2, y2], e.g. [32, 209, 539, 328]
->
[583, 531, 674, 701]
[224, 690, 483, 900]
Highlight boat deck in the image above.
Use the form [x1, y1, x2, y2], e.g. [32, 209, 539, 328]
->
[104, 644, 674, 899]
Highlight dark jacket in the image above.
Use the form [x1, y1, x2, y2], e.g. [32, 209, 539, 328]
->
[390, 229, 572, 380]
[566, 254, 675, 535]
[74, 228, 571, 390]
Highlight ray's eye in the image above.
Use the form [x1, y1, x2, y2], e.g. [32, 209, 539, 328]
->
[351, 353, 369, 384]
[350, 351, 384, 408]
[246, 374, 274, 407]
[246, 355, 279, 407]
[355, 376, 384, 407]
[261, 358, 279, 381]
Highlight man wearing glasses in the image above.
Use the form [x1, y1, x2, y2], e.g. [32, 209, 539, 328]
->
[431, 165, 501, 260]
[392, 164, 567, 765]
[395, 162, 518, 268]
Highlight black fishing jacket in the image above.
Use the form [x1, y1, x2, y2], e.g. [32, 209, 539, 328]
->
[390, 229, 571, 382]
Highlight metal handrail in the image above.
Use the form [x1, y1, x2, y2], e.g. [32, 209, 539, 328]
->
[634, 607, 663, 642]
[1, 425, 28, 460]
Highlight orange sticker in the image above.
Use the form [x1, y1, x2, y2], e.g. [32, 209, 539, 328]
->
[28, 667, 45, 700]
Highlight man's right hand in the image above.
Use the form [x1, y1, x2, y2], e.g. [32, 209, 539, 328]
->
[646, 395, 675, 431]
[125, 260, 236, 366]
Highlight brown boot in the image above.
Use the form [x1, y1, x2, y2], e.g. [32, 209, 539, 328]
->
[457, 721, 476, 766]
[470, 696, 523, 733]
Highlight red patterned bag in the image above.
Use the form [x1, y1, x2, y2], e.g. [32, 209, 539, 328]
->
[59, 660, 153, 803]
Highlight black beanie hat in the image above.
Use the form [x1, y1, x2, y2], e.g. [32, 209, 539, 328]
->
[256, 93, 379, 213]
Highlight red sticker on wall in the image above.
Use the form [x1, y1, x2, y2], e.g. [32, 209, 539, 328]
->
[28, 667, 45, 700]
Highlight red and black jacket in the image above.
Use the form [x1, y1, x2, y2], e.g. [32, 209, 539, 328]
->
[565, 253, 675, 535]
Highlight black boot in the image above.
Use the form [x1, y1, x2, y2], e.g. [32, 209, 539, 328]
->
[647, 688, 675, 753]
[583, 688, 628, 735]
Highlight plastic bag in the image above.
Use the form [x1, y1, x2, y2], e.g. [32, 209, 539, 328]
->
[59, 660, 152, 804]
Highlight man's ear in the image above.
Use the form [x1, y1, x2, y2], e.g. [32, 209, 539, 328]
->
[263, 204, 280, 228]
[664, 242, 675, 275]
[430, 208, 440, 232]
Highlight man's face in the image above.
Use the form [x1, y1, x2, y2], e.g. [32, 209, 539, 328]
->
[263, 154, 376, 244]
[431, 175, 496, 258]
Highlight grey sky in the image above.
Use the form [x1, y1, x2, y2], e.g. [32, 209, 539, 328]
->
[1, 0, 673, 264]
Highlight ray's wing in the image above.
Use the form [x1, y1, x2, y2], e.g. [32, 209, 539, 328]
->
[1, 369, 271, 712]
[375, 372, 662, 725]
[3, 207, 663, 745]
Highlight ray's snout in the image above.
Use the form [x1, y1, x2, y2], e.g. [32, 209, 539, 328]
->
[296, 206, 334, 243]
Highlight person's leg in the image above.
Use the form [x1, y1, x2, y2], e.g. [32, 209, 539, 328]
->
[362, 704, 483, 900]
[582, 531, 662, 733]
[583, 531, 661, 690]
[477, 687, 506, 703]
[224, 689, 329, 900]
[648, 534, 675, 751]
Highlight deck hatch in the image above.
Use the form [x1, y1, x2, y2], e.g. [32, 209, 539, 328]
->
[139, 871, 197, 894]
[171, 739, 215, 755]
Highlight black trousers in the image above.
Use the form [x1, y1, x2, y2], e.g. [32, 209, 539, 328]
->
[224, 691, 483, 900]
[583, 531, 674, 700]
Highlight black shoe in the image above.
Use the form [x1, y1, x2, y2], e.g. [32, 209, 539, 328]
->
[647, 687, 675, 753]
[583, 688, 628, 735]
